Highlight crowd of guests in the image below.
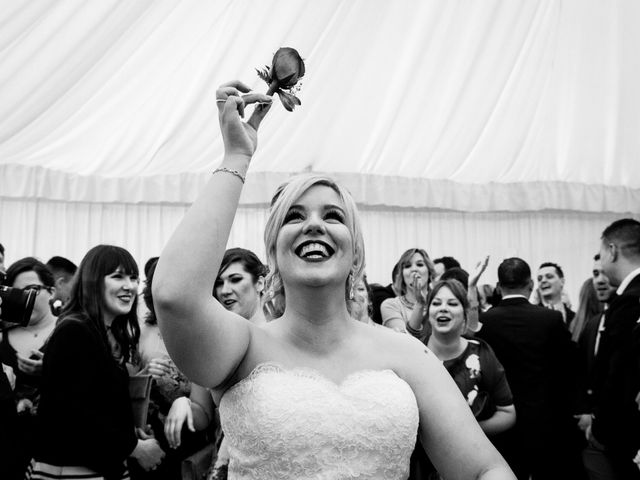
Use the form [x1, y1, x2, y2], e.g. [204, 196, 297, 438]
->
[0, 216, 638, 480]
[2, 74, 639, 480]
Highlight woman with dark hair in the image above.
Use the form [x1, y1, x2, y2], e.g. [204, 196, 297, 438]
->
[380, 248, 435, 337]
[213, 248, 267, 324]
[425, 279, 515, 434]
[27, 245, 164, 480]
[415, 279, 515, 479]
[163, 248, 267, 479]
[1, 257, 57, 478]
[570, 277, 603, 343]
[1, 258, 57, 410]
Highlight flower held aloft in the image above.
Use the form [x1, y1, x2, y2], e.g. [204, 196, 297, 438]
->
[257, 47, 305, 112]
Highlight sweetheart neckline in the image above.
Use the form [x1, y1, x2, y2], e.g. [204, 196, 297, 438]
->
[223, 361, 410, 396]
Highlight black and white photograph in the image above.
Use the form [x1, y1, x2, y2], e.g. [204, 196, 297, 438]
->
[1, 1, 639, 479]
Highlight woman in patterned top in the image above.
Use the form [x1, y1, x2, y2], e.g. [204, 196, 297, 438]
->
[425, 278, 515, 434]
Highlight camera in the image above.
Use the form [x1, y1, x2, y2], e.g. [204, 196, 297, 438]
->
[0, 272, 37, 326]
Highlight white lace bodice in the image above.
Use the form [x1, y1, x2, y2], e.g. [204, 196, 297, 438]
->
[218, 362, 419, 480]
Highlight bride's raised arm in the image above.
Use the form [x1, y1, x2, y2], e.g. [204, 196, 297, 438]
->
[153, 81, 272, 388]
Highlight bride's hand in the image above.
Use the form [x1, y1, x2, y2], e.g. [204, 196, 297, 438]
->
[216, 81, 272, 158]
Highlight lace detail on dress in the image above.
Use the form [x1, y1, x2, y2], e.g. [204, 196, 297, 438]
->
[219, 362, 419, 480]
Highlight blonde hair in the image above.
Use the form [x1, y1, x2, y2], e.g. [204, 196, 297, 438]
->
[392, 248, 436, 296]
[262, 174, 365, 319]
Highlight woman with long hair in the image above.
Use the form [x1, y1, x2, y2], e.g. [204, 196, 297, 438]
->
[570, 277, 604, 343]
[27, 245, 164, 480]
[153, 80, 515, 479]
[380, 248, 435, 337]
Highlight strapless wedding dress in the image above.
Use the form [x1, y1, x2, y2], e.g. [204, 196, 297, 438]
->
[218, 362, 419, 480]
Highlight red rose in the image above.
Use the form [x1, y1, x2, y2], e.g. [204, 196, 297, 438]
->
[257, 47, 305, 112]
[271, 47, 305, 88]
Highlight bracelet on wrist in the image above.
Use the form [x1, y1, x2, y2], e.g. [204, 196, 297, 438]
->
[406, 323, 424, 333]
[213, 167, 245, 184]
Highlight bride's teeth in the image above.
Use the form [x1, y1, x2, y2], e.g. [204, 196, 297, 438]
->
[300, 243, 329, 257]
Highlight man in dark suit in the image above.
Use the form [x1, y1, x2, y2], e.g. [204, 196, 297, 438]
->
[535, 261, 576, 328]
[574, 253, 617, 479]
[590, 218, 640, 479]
[477, 257, 583, 479]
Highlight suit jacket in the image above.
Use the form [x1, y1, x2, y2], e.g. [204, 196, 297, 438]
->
[477, 297, 576, 435]
[566, 306, 576, 330]
[591, 273, 640, 456]
[574, 311, 603, 414]
[536, 300, 575, 329]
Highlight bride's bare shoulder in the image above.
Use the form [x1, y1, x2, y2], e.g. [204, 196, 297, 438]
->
[358, 321, 426, 358]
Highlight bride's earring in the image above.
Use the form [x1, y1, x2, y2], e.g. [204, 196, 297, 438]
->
[349, 273, 355, 300]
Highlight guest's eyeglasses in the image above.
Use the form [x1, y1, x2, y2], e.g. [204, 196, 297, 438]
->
[21, 284, 50, 295]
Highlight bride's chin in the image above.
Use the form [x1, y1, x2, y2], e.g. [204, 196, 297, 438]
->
[283, 272, 347, 292]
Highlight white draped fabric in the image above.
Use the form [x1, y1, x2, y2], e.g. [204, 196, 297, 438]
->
[1, 196, 636, 304]
[1, 0, 639, 301]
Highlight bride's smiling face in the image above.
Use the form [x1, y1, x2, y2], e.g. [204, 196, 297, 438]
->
[276, 184, 353, 289]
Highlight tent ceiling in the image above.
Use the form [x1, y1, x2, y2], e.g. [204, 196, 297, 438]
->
[1, 0, 639, 212]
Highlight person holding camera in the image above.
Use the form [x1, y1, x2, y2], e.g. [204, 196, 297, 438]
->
[0, 257, 58, 477]
[27, 245, 165, 480]
[1, 258, 57, 398]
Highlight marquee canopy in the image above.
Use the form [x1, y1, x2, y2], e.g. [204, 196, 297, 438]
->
[2, 0, 639, 211]
[1, 0, 639, 299]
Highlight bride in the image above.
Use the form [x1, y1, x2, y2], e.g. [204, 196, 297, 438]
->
[153, 80, 515, 479]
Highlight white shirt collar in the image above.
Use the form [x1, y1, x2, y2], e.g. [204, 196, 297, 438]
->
[616, 267, 640, 295]
[501, 294, 529, 300]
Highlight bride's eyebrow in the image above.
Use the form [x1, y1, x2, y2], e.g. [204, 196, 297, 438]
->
[324, 204, 345, 212]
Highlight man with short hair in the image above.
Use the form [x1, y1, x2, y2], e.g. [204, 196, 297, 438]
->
[477, 257, 583, 479]
[536, 262, 575, 327]
[574, 254, 617, 479]
[45, 256, 77, 314]
[433, 256, 461, 282]
[590, 218, 640, 479]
